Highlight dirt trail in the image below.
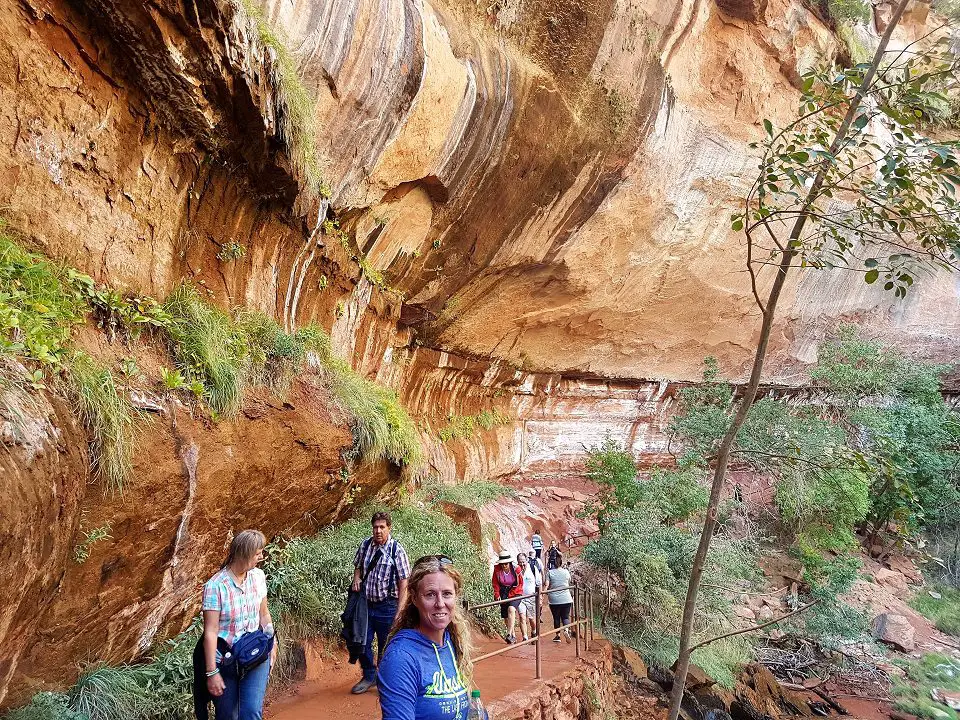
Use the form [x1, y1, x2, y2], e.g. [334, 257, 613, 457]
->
[268, 633, 585, 720]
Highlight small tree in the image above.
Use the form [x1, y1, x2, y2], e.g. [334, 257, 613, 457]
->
[667, 4, 960, 718]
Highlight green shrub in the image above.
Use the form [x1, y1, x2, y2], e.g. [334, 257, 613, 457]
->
[265, 502, 494, 680]
[67, 353, 135, 492]
[911, 587, 960, 636]
[2, 692, 87, 720]
[826, 0, 870, 23]
[163, 285, 250, 416]
[585, 436, 708, 527]
[933, 0, 960, 18]
[216, 241, 246, 262]
[583, 506, 756, 687]
[892, 653, 960, 719]
[70, 274, 172, 344]
[775, 465, 870, 553]
[0, 224, 86, 369]
[73, 523, 112, 563]
[419, 478, 514, 509]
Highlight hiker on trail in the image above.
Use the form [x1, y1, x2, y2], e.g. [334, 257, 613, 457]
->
[491, 550, 523, 644]
[546, 540, 561, 571]
[530, 529, 543, 560]
[350, 511, 411, 694]
[517, 552, 541, 642]
[527, 549, 542, 576]
[198, 529, 277, 720]
[378, 555, 480, 720]
[543, 555, 573, 644]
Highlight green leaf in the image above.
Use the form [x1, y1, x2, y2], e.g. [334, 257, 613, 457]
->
[763, 119, 773, 137]
[864, 258, 878, 268]
[864, 269, 879, 284]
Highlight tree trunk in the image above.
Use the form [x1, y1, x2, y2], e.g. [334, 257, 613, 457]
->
[666, 5, 911, 718]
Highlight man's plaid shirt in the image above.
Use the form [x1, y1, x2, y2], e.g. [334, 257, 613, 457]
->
[353, 536, 410, 602]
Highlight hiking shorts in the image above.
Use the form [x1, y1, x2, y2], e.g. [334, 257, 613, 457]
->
[499, 597, 521, 619]
[519, 597, 537, 618]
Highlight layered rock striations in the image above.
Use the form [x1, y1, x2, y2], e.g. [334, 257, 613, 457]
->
[4, 0, 955, 385]
[0, 0, 956, 706]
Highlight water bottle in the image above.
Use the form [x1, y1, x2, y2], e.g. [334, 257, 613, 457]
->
[467, 689, 488, 720]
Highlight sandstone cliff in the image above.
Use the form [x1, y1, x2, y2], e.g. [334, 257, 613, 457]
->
[0, 0, 955, 705]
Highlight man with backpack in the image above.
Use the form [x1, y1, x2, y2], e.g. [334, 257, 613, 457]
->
[350, 511, 411, 694]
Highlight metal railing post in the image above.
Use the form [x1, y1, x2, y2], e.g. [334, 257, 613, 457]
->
[535, 585, 542, 679]
[590, 587, 595, 643]
[583, 587, 589, 652]
[573, 584, 581, 658]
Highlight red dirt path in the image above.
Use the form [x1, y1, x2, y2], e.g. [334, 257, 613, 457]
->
[268, 633, 583, 720]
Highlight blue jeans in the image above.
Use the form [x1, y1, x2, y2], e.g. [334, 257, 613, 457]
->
[213, 659, 270, 720]
[360, 598, 398, 680]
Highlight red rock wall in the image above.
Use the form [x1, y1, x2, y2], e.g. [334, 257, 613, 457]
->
[0, 0, 955, 707]
[3, 371, 357, 705]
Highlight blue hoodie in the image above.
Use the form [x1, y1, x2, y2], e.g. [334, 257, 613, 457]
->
[378, 629, 470, 720]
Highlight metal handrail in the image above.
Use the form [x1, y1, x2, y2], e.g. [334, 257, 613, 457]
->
[465, 582, 596, 679]
[468, 584, 576, 611]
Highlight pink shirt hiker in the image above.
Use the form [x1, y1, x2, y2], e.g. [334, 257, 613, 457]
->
[202, 567, 267, 645]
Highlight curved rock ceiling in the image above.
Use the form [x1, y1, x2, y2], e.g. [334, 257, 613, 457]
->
[261, 0, 959, 381]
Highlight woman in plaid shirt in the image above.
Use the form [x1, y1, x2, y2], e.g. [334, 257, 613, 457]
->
[201, 530, 277, 720]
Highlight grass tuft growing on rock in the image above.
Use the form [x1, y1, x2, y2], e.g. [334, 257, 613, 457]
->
[3, 621, 200, 720]
[436, 410, 510, 443]
[239, 0, 325, 196]
[419, 478, 515, 509]
[163, 286, 422, 468]
[67, 352, 135, 492]
[163, 284, 250, 416]
[70, 666, 151, 720]
[320, 355, 423, 470]
[235, 309, 329, 391]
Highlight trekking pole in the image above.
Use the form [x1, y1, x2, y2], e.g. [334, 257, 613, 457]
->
[535, 586, 542, 680]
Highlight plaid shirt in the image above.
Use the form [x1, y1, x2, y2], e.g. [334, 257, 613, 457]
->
[353, 536, 410, 602]
[202, 567, 267, 644]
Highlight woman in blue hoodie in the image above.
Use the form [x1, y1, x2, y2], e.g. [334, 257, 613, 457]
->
[378, 555, 475, 720]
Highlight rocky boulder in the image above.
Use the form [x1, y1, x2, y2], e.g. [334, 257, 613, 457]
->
[872, 613, 917, 652]
[886, 556, 924, 586]
[874, 567, 910, 594]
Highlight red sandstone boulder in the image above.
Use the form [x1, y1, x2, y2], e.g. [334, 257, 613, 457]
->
[886, 556, 924, 586]
[873, 613, 917, 652]
[875, 567, 910, 594]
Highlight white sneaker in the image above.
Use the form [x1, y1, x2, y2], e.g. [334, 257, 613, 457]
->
[522, 634, 529, 641]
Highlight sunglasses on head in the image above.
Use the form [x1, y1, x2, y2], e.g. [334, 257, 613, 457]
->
[414, 554, 454, 567]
